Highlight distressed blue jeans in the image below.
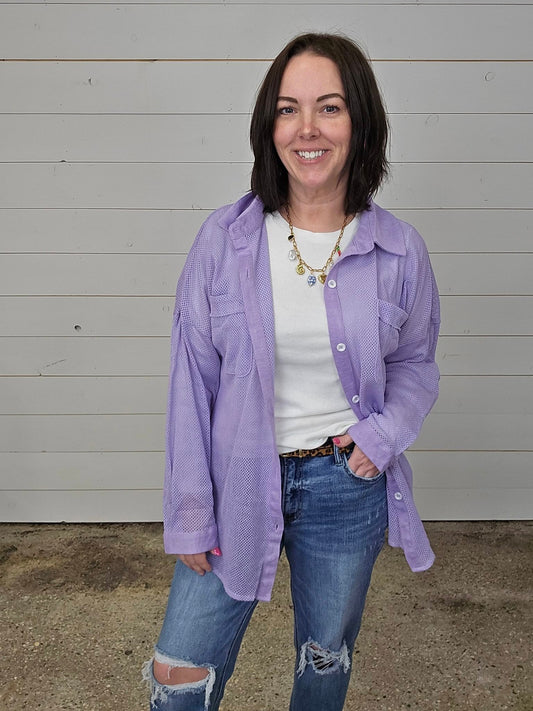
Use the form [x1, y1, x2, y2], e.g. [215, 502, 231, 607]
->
[145, 446, 387, 710]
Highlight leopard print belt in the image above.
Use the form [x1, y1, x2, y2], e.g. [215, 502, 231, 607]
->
[279, 437, 354, 459]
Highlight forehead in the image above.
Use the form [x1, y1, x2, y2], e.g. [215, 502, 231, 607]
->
[279, 52, 344, 94]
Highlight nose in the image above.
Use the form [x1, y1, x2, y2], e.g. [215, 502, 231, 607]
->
[298, 110, 319, 140]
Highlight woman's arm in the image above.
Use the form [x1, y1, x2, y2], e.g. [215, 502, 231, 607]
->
[162, 225, 221, 556]
[347, 228, 441, 473]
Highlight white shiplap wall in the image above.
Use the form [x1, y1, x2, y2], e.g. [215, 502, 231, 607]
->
[0, 1, 531, 522]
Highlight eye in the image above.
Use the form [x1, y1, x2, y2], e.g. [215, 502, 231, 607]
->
[323, 104, 340, 114]
[277, 106, 295, 115]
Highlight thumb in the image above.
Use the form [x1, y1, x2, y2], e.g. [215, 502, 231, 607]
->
[332, 433, 353, 448]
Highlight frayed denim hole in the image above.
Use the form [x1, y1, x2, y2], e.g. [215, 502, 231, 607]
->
[142, 655, 216, 710]
[297, 639, 350, 678]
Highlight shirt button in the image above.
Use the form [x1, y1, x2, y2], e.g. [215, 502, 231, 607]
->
[351, 394, 360, 404]
[327, 279, 337, 288]
[394, 492, 403, 501]
[336, 343, 346, 352]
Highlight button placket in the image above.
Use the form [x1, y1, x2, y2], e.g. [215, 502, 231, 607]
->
[325, 281, 361, 419]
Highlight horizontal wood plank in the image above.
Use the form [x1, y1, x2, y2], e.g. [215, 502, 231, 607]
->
[0, 376, 168, 415]
[2, 486, 529, 522]
[1, 295, 532, 337]
[0, 162, 251, 210]
[0, 208, 207, 254]
[0, 255, 186, 296]
[1, 253, 531, 296]
[1, 5, 531, 60]
[1, 451, 531, 523]
[390, 114, 533, 164]
[413, 488, 532, 520]
[440, 297, 533, 336]
[0, 489, 164, 522]
[0, 297, 175, 335]
[0, 373, 530, 416]
[434, 376, 533, 416]
[0, 162, 248, 210]
[2, 113, 532, 163]
[2, 450, 530, 491]
[1, 336, 530, 376]
[0, 414, 166, 452]
[1, 163, 532, 210]
[399, 210, 533, 254]
[1, 62, 530, 113]
[432, 255, 533, 297]
[416, 412, 533, 452]
[384, 163, 533, 211]
[409, 451, 533, 488]
[1, 406, 532, 452]
[3, 0, 529, 5]
[435, 337, 533, 376]
[0, 451, 164, 489]
[1, 208, 531, 254]
[0, 337, 172, 376]
[0, 485, 529, 523]
[1, 487, 530, 522]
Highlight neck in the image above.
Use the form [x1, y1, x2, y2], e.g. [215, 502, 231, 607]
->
[285, 186, 348, 232]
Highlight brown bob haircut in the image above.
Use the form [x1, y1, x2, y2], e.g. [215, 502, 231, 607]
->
[250, 32, 389, 215]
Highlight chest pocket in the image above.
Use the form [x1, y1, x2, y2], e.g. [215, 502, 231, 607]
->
[210, 295, 253, 377]
[378, 299, 408, 356]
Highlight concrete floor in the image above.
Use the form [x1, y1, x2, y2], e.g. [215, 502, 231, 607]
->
[0, 521, 531, 710]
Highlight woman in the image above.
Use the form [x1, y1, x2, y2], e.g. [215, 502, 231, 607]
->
[144, 32, 440, 711]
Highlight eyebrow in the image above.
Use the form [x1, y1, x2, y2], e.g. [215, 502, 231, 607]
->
[277, 93, 346, 104]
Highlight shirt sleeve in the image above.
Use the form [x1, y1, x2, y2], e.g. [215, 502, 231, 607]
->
[162, 224, 221, 554]
[348, 227, 441, 472]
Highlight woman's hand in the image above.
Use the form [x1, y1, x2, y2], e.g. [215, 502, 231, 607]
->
[177, 552, 212, 576]
[333, 433, 380, 478]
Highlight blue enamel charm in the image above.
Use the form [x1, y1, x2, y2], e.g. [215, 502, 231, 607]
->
[307, 275, 317, 287]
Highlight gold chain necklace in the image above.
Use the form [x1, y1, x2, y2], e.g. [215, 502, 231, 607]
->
[286, 207, 349, 286]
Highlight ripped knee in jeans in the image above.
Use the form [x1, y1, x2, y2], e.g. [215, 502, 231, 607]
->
[297, 638, 350, 677]
[142, 649, 216, 710]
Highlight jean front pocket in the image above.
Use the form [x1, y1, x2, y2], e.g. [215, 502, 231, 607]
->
[342, 453, 385, 483]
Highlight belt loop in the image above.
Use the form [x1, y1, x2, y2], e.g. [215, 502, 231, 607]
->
[333, 440, 342, 466]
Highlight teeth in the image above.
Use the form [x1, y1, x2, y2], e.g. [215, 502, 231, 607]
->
[297, 150, 325, 160]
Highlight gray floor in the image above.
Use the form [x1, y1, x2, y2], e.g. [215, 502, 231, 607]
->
[1, 521, 531, 710]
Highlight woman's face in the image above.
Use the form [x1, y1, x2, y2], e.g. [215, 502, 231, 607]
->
[273, 52, 352, 203]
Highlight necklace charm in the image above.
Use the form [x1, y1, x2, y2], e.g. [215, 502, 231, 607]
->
[286, 207, 348, 287]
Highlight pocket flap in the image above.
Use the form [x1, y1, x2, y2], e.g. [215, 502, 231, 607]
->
[210, 294, 246, 318]
[378, 299, 408, 330]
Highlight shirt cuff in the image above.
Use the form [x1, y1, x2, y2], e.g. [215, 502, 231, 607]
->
[348, 419, 394, 473]
[163, 525, 218, 555]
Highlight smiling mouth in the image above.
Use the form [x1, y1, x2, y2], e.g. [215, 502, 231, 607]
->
[296, 150, 326, 160]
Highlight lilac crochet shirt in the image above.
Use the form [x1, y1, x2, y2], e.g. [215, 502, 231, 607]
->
[163, 193, 440, 602]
